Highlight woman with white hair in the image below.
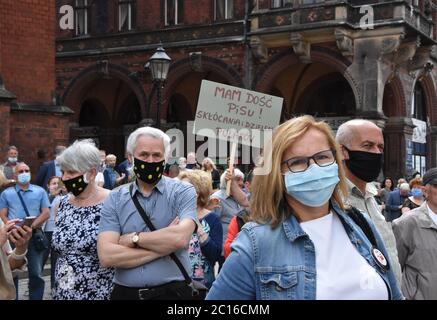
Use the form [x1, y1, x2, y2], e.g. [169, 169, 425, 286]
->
[52, 139, 114, 300]
[201, 157, 220, 190]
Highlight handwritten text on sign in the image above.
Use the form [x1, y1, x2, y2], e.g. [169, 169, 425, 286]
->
[194, 80, 283, 147]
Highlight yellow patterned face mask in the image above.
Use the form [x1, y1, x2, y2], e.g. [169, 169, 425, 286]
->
[62, 174, 88, 196]
[133, 158, 165, 185]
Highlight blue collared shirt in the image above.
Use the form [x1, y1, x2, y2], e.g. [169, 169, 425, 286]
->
[0, 184, 50, 220]
[99, 176, 197, 287]
[54, 160, 62, 178]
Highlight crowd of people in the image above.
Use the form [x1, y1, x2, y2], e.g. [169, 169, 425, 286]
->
[0, 116, 436, 300]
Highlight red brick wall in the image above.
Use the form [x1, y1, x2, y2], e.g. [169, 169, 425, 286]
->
[0, 104, 11, 151]
[9, 112, 70, 176]
[0, 0, 55, 104]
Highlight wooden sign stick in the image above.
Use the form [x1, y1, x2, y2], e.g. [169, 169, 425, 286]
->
[226, 141, 237, 197]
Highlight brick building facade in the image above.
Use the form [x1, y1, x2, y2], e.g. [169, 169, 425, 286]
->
[2, 1, 437, 180]
[0, 0, 72, 175]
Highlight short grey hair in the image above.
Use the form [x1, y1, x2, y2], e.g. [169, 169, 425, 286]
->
[126, 127, 171, 161]
[336, 119, 380, 147]
[14, 162, 29, 174]
[400, 182, 410, 191]
[56, 139, 100, 173]
[220, 168, 244, 190]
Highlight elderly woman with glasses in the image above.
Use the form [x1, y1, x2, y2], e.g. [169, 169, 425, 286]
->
[207, 116, 402, 300]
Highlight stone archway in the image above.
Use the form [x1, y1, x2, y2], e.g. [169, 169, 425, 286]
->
[162, 56, 244, 121]
[64, 63, 145, 160]
[383, 77, 407, 117]
[253, 47, 355, 123]
[63, 62, 147, 120]
[417, 75, 437, 169]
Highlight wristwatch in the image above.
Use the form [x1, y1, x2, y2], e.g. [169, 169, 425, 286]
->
[131, 232, 140, 247]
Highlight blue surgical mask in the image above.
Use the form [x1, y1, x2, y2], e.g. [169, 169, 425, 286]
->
[411, 187, 423, 198]
[284, 163, 340, 207]
[17, 172, 31, 184]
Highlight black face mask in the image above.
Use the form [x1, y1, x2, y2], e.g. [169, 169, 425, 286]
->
[186, 163, 197, 169]
[62, 175, 88, 197]
[133, 158, 165, 184]
[343, 146, 383, 182]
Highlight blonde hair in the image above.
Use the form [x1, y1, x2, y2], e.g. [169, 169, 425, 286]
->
[409, 177, 422, 189]
[250, 115, 348, 228]
[201, 157, 217, 171]
[178, 170, 212, 208]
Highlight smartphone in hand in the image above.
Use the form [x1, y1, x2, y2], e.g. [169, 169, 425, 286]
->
[21, 216, 37, 228]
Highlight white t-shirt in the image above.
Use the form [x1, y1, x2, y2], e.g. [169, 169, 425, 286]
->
[300, 212, 388, 300]
[95, 172, 105, 187]
[427, 204, 437, 226]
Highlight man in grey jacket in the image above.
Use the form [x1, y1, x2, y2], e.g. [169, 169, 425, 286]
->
[336, 119, 402, 287]
[393, 168, 437, 300]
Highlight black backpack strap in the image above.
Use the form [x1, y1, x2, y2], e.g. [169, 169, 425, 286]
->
[129, 183, 192, 285]
[346, 206, 377, 248]
[15, 189, 30, 217]
[236, 215, 245, 232]
[346, 206, 390, 271]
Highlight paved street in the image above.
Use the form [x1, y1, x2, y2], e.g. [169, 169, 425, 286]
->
[17, 264, 52, 300]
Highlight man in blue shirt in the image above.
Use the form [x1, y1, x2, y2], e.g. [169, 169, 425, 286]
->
[98, 127, 197, 300]
[35, 145, 66, 188]
[0, 162, 50, 300]
[103, 154, 125, 190]
[386, 183, 410, 222]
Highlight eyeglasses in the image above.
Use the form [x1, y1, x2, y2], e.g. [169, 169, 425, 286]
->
[282, 149, 336, 173]
[17, 169, 30, 174]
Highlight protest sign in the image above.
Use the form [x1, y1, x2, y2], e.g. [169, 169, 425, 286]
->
[194, 80, 283, 194]
[194, 80, 283, 148]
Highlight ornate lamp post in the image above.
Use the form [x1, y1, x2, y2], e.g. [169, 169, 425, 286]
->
[146, 44, 171, 129]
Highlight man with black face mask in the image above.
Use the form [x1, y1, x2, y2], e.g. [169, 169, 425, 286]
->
[336, 119, 402, 288]
[98, 127, 198, 300]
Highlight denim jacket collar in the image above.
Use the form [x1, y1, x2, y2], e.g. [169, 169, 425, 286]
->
[281, 200, 359, 243]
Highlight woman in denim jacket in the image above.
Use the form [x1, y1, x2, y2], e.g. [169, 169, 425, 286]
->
[207, 116, 402, 300]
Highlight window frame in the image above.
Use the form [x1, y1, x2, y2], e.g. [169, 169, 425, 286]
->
[75, 0, 89, 36]
[118, 0, 135, 32]
[164, 0, 183, 26]
[271, 0, 293, 9]
[214, 0, 234, 21]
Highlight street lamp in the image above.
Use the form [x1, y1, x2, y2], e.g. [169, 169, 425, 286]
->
[146, 44, 171, 129]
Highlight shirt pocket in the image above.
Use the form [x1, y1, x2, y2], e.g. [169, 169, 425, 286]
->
[258, 271, 298, 300]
